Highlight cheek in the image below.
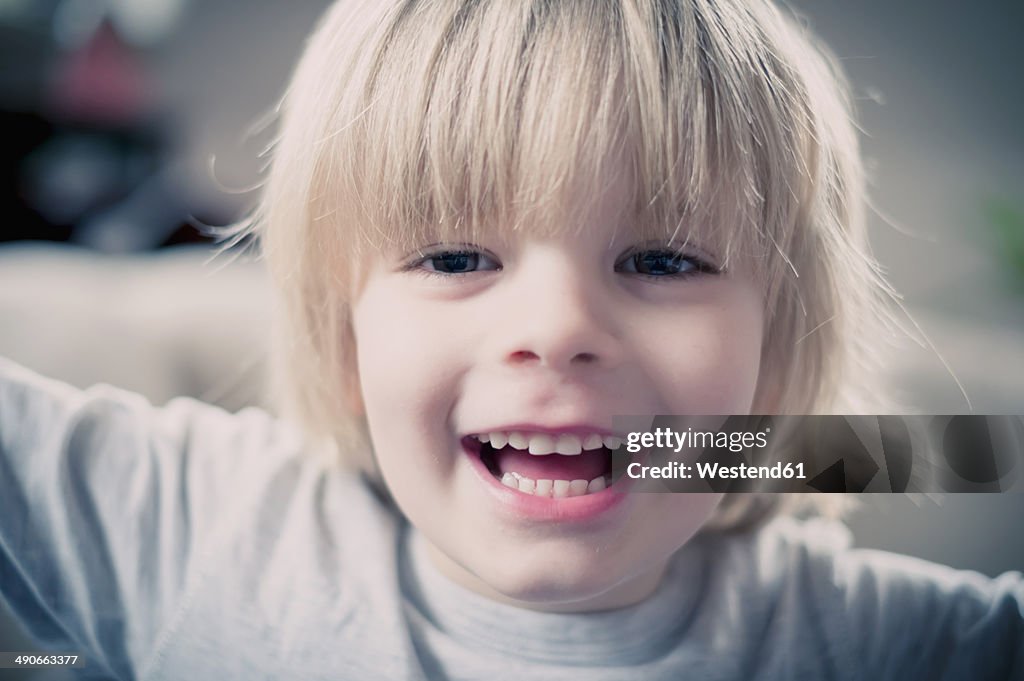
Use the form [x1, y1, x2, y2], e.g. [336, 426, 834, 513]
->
[350, 283, 466, 500]
[640, 290, 763, 413]
[351, 280, 475, 433]
[657, 494, 724, 542]
[346, 278, 477, 475]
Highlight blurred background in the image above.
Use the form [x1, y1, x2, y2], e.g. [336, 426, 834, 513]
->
[0, 0, 1021, 677]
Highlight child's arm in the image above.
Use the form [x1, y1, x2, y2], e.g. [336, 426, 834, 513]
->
[0, 356, 303, 679]
[833, 546, 1024, 679]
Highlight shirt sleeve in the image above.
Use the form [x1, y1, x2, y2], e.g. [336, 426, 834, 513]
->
[0, 356, 305, 680]
[833, 545, 1024, 680]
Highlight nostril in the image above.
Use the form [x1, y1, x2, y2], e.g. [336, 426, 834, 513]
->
[573, 352, 598, 364]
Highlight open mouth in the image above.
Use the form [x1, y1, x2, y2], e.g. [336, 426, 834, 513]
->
[463, 431, 621, 498]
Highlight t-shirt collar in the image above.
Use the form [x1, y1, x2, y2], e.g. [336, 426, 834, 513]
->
[400, 524, 708, 666]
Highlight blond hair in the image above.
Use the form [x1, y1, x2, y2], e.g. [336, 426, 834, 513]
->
[239, 0, 899, 529]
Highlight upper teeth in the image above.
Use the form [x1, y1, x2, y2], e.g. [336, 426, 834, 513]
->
[474, 431, 622, 455]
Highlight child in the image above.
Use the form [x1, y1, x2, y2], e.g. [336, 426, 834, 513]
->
[1, 0, 1021, 679]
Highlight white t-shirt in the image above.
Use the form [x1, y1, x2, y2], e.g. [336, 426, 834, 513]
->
[1, 357, 1021, 680]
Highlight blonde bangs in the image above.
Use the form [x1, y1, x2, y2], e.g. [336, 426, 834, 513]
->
[309, 0, 828, 291]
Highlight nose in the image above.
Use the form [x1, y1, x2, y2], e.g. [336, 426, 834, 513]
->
[496, 249, 624, 373]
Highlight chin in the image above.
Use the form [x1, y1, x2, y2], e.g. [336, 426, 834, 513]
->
[473, 548, 635, 609]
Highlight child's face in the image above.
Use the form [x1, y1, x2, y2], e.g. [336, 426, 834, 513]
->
[350, 179, 766, 611]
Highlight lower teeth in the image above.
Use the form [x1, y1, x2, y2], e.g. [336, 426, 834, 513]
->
[500, 472, 609, 497]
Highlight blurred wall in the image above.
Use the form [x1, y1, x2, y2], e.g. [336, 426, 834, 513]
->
[784, 0, 1024, 577]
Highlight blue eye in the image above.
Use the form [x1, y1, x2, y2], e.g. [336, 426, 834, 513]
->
[617, 250, 716, 279]
[409, 248, 501, 277]
[404, 245, 717, 281]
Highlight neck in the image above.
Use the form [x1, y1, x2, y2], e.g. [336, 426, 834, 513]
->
[423, 540, 671, 613]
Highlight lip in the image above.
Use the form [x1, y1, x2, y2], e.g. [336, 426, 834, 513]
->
[461, 436, 635, 523]
[463, 423, 624, 438]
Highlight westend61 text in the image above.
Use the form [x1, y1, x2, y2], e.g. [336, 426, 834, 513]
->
[627, 461, 806, 480]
